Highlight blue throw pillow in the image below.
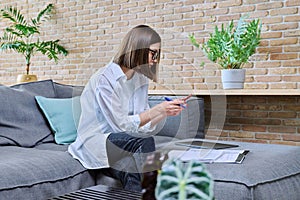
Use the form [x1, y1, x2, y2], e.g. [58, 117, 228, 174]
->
[35, 96, 81, 144]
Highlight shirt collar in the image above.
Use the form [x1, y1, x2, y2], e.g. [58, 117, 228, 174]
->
[108, 62, 126, 81]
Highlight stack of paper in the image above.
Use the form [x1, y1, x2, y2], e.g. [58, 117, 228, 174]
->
[168, 149, 249, 164]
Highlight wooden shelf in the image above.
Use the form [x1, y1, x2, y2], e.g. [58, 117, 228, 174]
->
[148, 89, 300, 96]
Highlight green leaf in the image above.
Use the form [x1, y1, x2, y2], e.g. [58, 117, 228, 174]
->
[155, 159, 214, 200]
[0, 6, 26, 25]
[35, 4, 54, 24]
[34, 40, 68, 63]
[188, 34, 200, 48]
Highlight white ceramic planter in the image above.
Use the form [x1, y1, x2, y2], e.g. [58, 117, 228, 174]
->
[221, 69, 246, 89]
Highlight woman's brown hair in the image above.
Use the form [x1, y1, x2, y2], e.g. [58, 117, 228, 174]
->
[113, 25, 161, 81]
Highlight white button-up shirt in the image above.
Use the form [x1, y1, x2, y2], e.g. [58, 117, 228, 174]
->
[68, 62, 155, 169]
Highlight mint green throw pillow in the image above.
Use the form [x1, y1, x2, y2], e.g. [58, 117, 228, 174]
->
[35, 96, 81, 144]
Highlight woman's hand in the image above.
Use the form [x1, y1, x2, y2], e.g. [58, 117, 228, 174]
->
[139, 94, 192, 127]
[159, 94, 192, 116]
[160, 100, 184, 116]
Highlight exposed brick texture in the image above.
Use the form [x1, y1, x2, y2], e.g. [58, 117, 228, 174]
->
[0, 0, 299, 145]
[0, 0, 298, 89]
[204, 95, 300, 146]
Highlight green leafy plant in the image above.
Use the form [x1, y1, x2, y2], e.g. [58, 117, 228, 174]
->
[189, 15, 262, 69]
[0, 4, 68, 75]
[155, 159, 214, 200]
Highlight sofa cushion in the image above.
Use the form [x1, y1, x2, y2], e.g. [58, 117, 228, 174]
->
[205, 141, 300, 200]
[35, 96, 81, 144]
[0, 80, 56, 147]
[0, 146, 95, 199]
[148, 96, 205, 140]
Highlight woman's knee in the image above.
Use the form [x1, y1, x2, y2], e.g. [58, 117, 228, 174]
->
[140, 136, 155, 153]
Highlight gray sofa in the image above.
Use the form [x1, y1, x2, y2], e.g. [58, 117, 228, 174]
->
[0, 79, 205, 199]
[0, 79, 299, 200]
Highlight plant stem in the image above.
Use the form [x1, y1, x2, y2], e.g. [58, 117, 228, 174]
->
[179, 180, 186, 200]
[26, 63, 30, 75]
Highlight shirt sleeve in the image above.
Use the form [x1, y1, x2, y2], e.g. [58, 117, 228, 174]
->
[95, 77, 147, 134]
[137, 102, 156, 134]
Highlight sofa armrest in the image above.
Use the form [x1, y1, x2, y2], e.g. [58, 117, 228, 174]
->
[53, 82, 84, 98]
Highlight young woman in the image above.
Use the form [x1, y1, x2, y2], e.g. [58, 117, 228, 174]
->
[68, 25, 190, 192]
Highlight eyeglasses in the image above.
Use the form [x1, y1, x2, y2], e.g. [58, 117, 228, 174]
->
[148, 49, 159, 61]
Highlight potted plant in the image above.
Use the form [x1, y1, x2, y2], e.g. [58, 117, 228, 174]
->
[155, 158, 214, 200]
[0, 4, 68, 83]
[189, 15, 262, 89]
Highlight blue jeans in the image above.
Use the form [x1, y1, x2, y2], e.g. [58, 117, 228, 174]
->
[105, 132, 155, 192]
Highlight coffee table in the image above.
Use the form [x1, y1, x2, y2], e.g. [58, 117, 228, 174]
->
[49, 184, 142, 200]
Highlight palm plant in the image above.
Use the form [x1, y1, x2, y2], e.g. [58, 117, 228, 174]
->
[0, 4, 68, 75]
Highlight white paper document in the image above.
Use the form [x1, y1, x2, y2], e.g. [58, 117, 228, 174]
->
[168, 149, 249, 164]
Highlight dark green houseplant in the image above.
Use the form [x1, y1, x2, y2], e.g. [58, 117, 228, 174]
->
[0, 4, 68, 83]
[189, 15, 262, 89]
[155, 159, 214, 200]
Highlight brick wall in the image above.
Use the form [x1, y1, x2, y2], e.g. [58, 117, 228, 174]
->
[0, 0, 299, 145]
[203, 95, 300, 146]
[0, 0, 299, 88]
